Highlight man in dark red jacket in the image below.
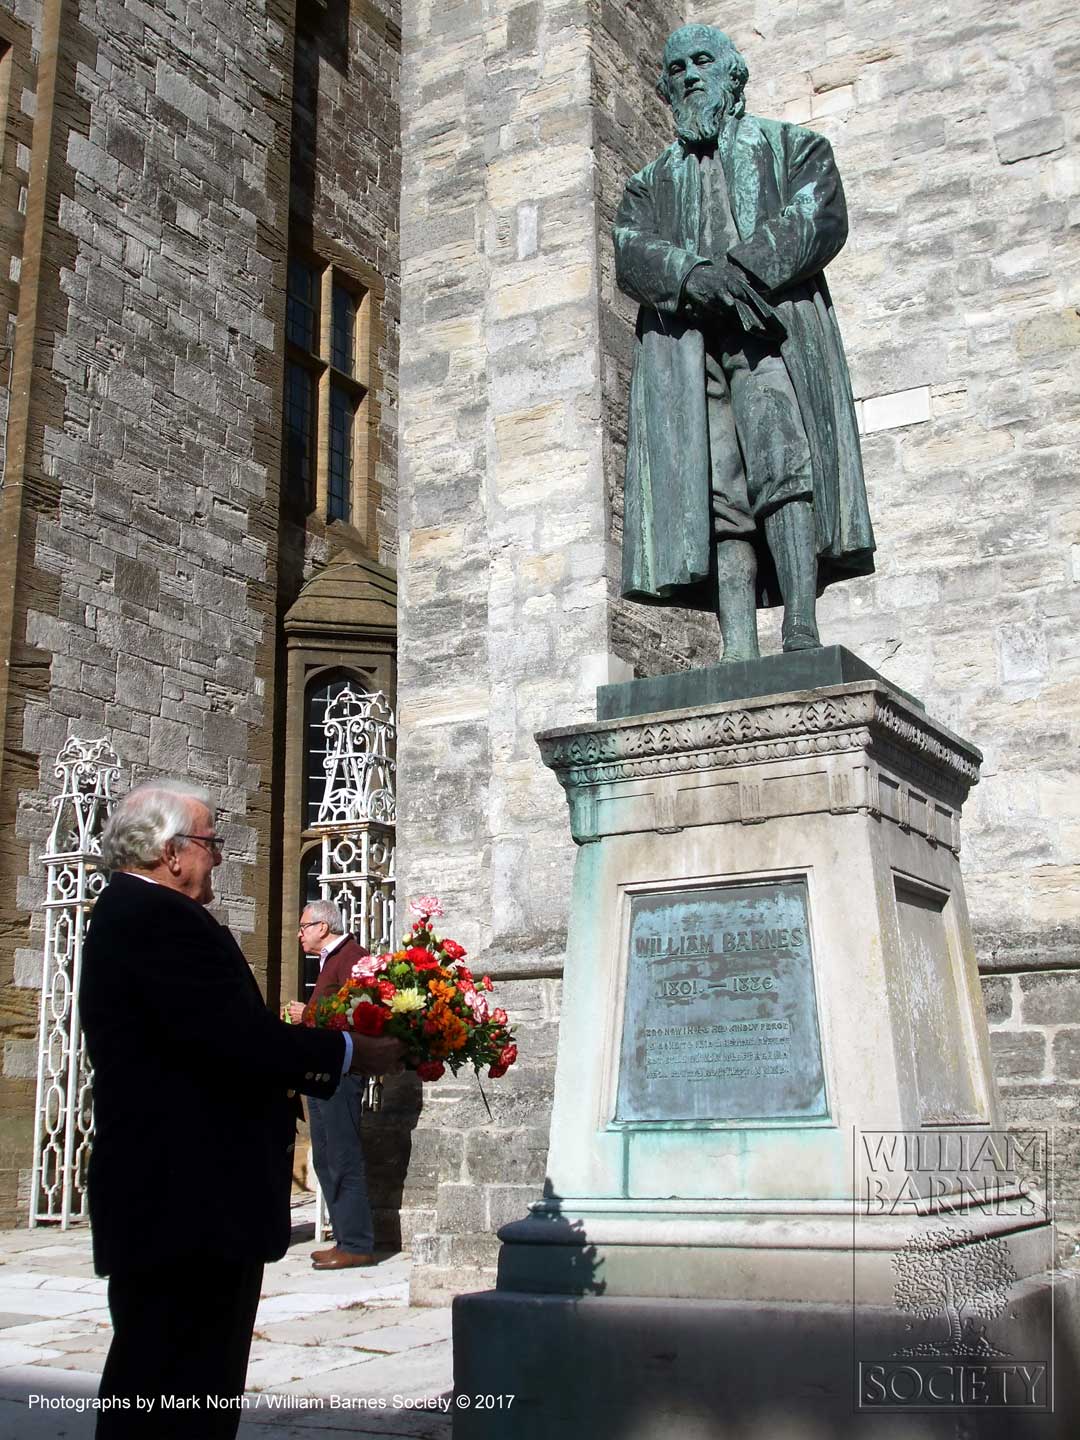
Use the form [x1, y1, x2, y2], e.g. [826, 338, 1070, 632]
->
[288, 900, 377, 1270]
[80, 781, 400, 1438]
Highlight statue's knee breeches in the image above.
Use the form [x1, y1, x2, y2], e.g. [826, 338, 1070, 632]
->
[706, 343, 813, 534]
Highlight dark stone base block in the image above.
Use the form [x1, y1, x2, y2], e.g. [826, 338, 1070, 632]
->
[596, 644, 923, 720]
[452, 1274, 1080, 1439]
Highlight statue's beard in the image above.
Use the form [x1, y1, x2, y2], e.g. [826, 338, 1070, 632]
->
[672, 88, 735, 145]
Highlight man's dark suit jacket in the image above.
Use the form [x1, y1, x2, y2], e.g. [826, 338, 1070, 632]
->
[80, 872, 347, 1277]
[309, 935, 370, 1006]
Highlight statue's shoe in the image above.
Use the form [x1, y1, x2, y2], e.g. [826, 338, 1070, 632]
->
[782, 627, 822, 652]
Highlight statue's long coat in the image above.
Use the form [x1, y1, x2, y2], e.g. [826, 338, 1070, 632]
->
[614, 114, 875, 609]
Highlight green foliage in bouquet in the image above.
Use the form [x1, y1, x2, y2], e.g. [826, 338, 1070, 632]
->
[303, 896, 518, 1082]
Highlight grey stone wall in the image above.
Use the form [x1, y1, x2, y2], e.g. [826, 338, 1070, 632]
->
[396, 0, 618, 1299]
[0, 0, 300, 1214]
[396, 0, 717, 1302]
[686, 0, 1080, 1234]
[286, 0, 401, 583]
[0, 0, 45, 1219]
[14, 0, 296, 942]
[404, 977, 560, 1303]
[398, 0, 1080, 1297]
[0, 0, 403, 1223]
[591, 0, 718, 677]
[397, 0, 614, 967]
[0, 0, 34, 489]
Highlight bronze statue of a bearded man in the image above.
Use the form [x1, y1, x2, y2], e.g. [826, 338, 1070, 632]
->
[615, 25, 875, 660]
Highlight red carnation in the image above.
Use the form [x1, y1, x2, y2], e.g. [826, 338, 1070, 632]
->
[491, 1008, 508, 1025]
[326, 1013, 348, 1031]
[350, 1001, 389, 1036]
[376, 978, 396, 1000]
[406, 946, 440, 971]
[498, 1043, 518, 1068]
[442, 939, 467, 961]
[481, 974, 493, 992]
[488, 1061, 508, 1078]
[416, 1060, 445, 1082]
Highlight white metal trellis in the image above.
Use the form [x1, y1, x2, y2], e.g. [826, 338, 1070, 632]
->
[29, 737, 120, 1228]
[314, 687, 396, 950]
[310, 688, 396, 1243]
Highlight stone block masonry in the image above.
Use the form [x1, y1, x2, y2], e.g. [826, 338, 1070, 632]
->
[592, 0, 719, 680]
[0, 0, 391, 1227]
[690, 0, 1080, 956]
[683, 0, 1080, 1234]
[397, 0, 703, 1300]
[398, 0, 614, 972]
[397, 0, 1080, 1298]
[5, 0, 299, 939]
[0, 0, 271, 1217]
[286, 0, 402, 578]
[403, 977, 562, 1305]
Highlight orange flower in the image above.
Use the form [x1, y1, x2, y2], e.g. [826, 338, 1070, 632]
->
[423, 998, 469, 1053]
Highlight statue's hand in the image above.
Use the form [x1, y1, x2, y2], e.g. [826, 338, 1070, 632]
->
[684, 263, 728, 310]
[684, 261, 769, 333]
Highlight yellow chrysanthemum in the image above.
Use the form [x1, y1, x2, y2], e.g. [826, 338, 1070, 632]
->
[390, 989, 427, 1014]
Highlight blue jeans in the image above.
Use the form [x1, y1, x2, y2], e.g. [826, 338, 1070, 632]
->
[308, 1075, 374, 1254]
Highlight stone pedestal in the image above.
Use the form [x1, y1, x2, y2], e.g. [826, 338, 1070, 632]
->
[454, 1281, 1080, 1439]
[452, 666, 1077, 1434]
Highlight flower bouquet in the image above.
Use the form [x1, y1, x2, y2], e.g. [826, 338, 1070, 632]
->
[302, 896, 517, 1083]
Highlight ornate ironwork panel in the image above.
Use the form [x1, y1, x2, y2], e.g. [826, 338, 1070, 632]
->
[311, 688, 395, 1240]
[314, 687, 396, 952]
[30, 738, 120, 1227]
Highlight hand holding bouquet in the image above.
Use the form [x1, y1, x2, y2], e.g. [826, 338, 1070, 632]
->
[302, 896, 517, 1084]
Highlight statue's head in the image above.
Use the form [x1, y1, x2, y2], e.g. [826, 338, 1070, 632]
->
[657, 24, 749, 144]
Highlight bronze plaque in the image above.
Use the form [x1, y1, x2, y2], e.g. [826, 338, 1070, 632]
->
[614, 879, 827, 1124]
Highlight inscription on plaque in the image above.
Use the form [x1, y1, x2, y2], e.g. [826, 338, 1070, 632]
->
[614, 879, 827, 1124]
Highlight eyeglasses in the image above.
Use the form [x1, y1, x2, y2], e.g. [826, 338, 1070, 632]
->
[298, 920, 325, 932]
[175, 833, 225, 855]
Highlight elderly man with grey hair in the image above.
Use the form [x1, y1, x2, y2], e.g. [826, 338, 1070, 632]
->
[287, 898, 378, 1271]
[80, 779, 400, 1440]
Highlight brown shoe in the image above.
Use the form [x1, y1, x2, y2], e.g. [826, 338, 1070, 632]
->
[312, 1247, 377, 1270]
[310, 1245, 338, 1262]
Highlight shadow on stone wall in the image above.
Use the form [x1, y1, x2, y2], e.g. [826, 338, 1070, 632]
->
[495, 1179, 606, 1297]
[365, 1069, 424, 1251]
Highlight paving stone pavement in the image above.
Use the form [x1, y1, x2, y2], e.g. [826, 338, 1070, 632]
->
[0, 1203, 453, 1439]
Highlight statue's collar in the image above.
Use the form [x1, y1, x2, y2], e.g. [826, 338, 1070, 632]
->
[677, 136, 718, 159]
[676, 114, 740, 160]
